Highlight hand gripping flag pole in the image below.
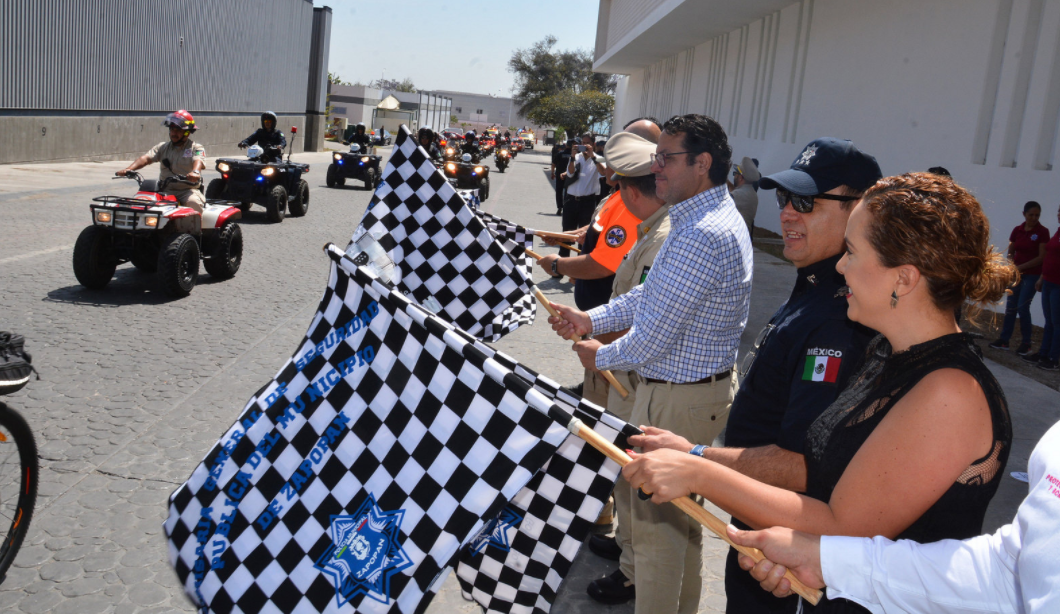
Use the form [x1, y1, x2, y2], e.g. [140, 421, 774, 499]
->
[325, 244, 821, 606]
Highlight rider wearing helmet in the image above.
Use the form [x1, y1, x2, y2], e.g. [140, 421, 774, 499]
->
[239, 111, 287, 162]
[461, 130, 481, 160]
[116, 109, 206, 213]
[417, 127, 441, 161]
[344, 122, 373, 154]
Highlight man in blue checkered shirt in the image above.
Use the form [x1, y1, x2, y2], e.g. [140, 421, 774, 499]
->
[550, 114, 752, 614]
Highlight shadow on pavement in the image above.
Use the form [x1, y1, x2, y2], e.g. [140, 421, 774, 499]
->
[45, 268, 223, 306]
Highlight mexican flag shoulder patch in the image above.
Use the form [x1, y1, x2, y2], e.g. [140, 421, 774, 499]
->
[802, 350, 841, 383]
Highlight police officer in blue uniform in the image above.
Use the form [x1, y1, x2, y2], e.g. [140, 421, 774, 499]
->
[628, 137, 883, 614]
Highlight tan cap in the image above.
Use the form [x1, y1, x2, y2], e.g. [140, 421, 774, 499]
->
[604, 132, 655, 178]
[735, 156, 760, 182]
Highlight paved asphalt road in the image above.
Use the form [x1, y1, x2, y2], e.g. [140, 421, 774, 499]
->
[0, 145, 1050, 613]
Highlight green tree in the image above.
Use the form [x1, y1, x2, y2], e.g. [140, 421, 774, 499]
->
[450, 114, 458, 126]
[508, 36, 617, 123]
[527, 90, 614, 136]
[328, 71, 351, 86]
[370, 77, 416, 93]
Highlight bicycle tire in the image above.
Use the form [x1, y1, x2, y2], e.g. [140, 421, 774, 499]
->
[0, 402, 38, 583]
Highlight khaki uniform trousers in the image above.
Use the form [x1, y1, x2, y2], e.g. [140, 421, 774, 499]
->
[606, 370, 638, 583]
[628, 372, 736, 614]
[168, 188, 206, 214]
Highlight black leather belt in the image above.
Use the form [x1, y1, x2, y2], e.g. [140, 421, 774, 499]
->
[567, 194, 596, 200]
[644, 369, 732, 385]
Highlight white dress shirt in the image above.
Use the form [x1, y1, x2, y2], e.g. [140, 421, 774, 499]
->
[566, 154, 602, 198]
[820, 419, 1060, 613]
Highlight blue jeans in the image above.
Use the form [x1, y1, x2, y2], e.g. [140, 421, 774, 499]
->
[999, 274, 1039, 345]
[1039, 281, 1060, 360]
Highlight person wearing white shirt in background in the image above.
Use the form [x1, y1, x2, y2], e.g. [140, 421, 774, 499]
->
[726, 418, 1060, 613]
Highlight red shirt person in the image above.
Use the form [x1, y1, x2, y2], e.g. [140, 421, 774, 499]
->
[989, 201, 1049, 354]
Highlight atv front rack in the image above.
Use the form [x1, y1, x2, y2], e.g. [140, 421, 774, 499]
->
[91, 195, 242, 208]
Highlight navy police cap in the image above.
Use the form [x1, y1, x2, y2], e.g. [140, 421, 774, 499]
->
[760, 137, 882, 195]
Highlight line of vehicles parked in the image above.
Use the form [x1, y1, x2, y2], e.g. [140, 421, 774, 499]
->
[72, 112, 532, 299]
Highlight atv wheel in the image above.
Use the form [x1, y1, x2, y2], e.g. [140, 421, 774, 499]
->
[203, 222, 242, 279]
[238, 201, 252, 212]
[363, 168, 376, 191]
[72, 226, 116, 289]
[205, 178, 226, 200]
[326, 163, 338, 188]
[479, 178, 490, 201]
[288, 180, 309, 217]
[265, 184, 287, 223]
[158, 234, 199, 297]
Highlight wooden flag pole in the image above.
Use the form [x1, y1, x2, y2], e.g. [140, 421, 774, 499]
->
[530, 287, 629, 399]
[535, 230, 580, 242]
[568, 418, 823, 606]
[555, 242, 582, 254]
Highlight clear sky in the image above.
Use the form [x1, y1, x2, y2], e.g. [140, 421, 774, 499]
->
[313, 0, 601, 95]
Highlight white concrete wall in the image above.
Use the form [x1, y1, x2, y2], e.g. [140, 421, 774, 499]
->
[609, 0, 1060, 257]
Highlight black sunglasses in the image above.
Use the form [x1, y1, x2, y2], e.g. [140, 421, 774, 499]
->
[776, 188, 860, 213]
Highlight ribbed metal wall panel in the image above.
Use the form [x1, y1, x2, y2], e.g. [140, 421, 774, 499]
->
[0, 0, 313, 113]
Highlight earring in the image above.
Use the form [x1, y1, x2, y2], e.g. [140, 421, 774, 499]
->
[890, 290, 899, 309]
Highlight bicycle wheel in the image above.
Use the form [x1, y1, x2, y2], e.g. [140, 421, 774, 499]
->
[0, 402, 37, 582]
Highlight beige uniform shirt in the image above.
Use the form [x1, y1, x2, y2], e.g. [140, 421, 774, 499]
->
[606, 204, 671, 419]
[146, 140, 206, 191]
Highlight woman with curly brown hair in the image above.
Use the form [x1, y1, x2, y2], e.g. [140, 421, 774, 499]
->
[624, 172, 1017, 613]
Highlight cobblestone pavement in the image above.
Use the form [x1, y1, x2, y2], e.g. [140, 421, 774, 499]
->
[0, 146, 1046, 614]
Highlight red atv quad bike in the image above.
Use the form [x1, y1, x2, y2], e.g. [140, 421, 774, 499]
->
[73, 171, 243, 298]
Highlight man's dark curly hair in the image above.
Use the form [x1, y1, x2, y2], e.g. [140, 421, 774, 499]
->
[661, 114, 732, 185]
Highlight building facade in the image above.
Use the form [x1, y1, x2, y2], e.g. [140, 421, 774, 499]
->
[434, 90, 545, 135]
[595, 0, 1060, 251]
[326, 85, 452, 136]
[0, 0, 331, 164]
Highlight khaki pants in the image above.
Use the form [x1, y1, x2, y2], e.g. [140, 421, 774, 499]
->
[582, 368, 610, 408]
[628, 373, 736, 614]
[606, 370, 638, 583]
[169, 188, 205, 214]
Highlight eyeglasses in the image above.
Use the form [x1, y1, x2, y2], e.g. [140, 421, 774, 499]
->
[738, 323, 775, 378]
[649, 151, 694, 169]
[776, 188, 860, 214]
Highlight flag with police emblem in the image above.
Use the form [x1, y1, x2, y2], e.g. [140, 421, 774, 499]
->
[347, 125, 534, 342]
[165, 249, 631, 614]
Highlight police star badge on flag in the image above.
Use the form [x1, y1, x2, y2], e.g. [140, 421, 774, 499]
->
[802, 348, 842, 382]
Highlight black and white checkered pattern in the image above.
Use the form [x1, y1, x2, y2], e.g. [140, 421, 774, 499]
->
[349, 257, 639, 614]
[350, 125, 533, 341]
[441, 327, 640, 614]
[165, 257, 577, 613]
[468, 210, 537, 343]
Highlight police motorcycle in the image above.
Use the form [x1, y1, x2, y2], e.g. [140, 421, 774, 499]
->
[206, 129, 310, 223]
[74, 170, 243, 298]
[326, 142, 383, 190]
[438, 153, 490, 201]
[494, 142, 512, 173]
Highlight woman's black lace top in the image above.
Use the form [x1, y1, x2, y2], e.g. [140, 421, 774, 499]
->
[804, 333, 1011, 611]
[806, 333, 1011, 537]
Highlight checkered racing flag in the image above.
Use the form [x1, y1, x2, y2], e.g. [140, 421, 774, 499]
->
[164, 249, 629, 614]
[348, 125, 533, 342]
[446, 328, 638, 614]
[467, 209, 537, 343]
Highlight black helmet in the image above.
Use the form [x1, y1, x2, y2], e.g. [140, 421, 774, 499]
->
[465, 131, 476, 141]
[356, 122, 366, 133]
[261, 111, 278, 130]
[418, 127, 435, 143]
